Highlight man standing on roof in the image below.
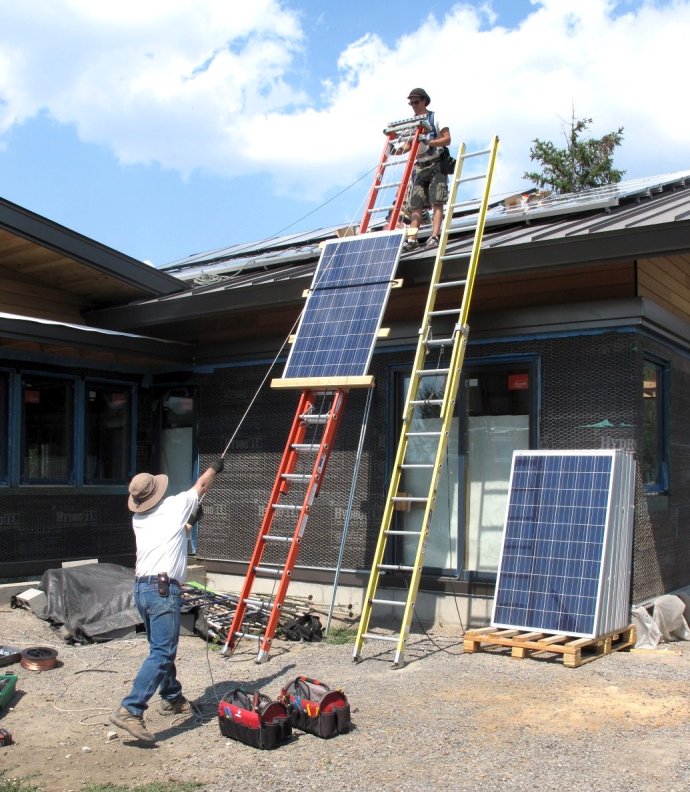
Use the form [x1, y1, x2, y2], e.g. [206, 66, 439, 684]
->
[402, 87, 451, 252]
[110, 458, 223, 743]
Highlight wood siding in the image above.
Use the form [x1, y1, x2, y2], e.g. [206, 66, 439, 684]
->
[637, 254, 690, 324]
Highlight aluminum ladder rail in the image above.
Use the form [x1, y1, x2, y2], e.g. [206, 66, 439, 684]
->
[223, 389, 347, 662]
[353, 136, 500, 667]
[359, 115, 431, 233]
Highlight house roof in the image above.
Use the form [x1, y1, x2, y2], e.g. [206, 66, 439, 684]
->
[91, 169, 690, 335]
[0, 196, 185, 307]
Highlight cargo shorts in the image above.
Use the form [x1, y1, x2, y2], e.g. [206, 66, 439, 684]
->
[409, 160, 448, 209]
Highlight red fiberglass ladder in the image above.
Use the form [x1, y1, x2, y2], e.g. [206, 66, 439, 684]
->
[222, 114, 429, 663]
[360, 114, 433, 233]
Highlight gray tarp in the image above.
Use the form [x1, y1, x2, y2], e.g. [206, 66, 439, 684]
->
[35, 563, 141, 643]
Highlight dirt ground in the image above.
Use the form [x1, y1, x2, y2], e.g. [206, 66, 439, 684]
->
[1, 602, 689, 792]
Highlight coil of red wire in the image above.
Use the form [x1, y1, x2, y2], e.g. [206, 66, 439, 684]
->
[20, 646, 58, 671]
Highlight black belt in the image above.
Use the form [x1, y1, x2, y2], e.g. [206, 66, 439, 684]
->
[136, 575, 181, 586]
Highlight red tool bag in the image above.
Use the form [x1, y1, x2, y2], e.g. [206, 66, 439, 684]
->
[218, 688, 292, 749]
[279, 676, 351, 739]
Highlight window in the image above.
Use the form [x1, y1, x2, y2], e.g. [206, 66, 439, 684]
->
[461, 363, 536, 578]
[642, 360, 668, 492]
[85, 382, 133, 483]
[0, 372, 8, 483]
[21, 376, 74, 483]
[393, 358, 538, 578]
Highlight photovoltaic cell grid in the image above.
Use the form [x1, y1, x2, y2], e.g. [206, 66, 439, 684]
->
[282, 231, 404, 380]
[492, 450, 635, 639]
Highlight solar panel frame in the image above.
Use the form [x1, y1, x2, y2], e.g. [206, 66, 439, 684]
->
[491, 450, 635, 639]
[280, 230, 404, 383]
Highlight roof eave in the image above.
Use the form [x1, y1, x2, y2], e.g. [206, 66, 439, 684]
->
[0, 196, 186, 297]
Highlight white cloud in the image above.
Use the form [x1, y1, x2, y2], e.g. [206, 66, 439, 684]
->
[0, 0, 688, 201]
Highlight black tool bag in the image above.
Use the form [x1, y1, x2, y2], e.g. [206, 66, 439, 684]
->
[218, 688, 292, 749]
[279, 676, 351, 739]
[278, 613, 323, 642]
[439, 145, 456, 175]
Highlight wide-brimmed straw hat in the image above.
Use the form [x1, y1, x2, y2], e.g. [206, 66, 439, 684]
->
[128, 472, 169, 513]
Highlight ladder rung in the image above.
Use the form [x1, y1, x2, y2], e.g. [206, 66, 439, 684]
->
[262, 534, 293, 543]
[434, 279, 467, 290]
[392, 496, 428, 503]
[425, 338, 455, 348]
[378, 564, 414, 572]
[416, 368, 450, 376]
[429, 309, 461, 317]
[300, 413, 328, 424]
[458, 173, 486, 185]
[410, 398, 443, 406]
[400, 463, 434, 469]
[461, 146, 492, 159]
[234, 632, 262, 641]
[281, 473, 311, 482]
[243, 596, 272, 607]
[374, 181, 402, 191]
[405, 431, 441, 437]
[291, 443, 320, 451]
[254, 566, 283, 576]
[367, 204, 395, 216]
[385, 529, 423, 536]
[362, 632, 400, 643]
[272, 503, 301, 511]
[371, 598, 406, 607]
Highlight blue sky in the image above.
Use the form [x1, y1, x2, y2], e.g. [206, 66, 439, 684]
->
[0, 0, 687, 267]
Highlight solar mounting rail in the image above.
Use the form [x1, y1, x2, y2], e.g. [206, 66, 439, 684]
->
[352, 135, 500, 668]
[222, 229, 404, 662]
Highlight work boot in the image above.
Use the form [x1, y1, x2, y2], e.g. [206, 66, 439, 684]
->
[402, 238, 419, 252]
[158, 695, 192, 716]
[110, 706, 156, 743]
[425, 235, 439, 249]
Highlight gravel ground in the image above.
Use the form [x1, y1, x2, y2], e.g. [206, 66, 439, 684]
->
[1, 603, 689, 792]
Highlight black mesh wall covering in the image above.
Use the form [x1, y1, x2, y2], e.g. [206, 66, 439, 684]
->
[196, 358, 391, 572]
[191, 328, 689, 603]
[1, 371, 151, 575]
[0, 492, 133, 565]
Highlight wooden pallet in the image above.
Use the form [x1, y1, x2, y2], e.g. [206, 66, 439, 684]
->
[463, 624, 636, 668]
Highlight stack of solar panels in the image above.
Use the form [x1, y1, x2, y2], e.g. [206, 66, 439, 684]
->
[492, 450, 635, 639]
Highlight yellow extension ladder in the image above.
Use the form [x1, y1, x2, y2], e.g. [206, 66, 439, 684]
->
[352, 135, 500, 667]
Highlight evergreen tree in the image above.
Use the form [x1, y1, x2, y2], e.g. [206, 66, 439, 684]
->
[524, 112, 625, 194]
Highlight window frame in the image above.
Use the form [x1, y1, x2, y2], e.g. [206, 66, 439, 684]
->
[641, 356, 669, 494]
[388, 354, 540, 580]
[0, 369, 9, 484]
[83, 378, 137, 486]
[19, 371, 77, 485]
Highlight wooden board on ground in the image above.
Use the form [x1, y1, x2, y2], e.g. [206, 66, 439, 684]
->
[463, 624, 637, 668]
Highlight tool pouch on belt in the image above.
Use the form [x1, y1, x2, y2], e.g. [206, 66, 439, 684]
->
[218, 688, 292, 750]
[279, 676, 351, 739]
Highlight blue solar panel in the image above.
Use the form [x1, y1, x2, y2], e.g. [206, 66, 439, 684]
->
[492, 451, 634, 638]
[282, 231, 404, 380]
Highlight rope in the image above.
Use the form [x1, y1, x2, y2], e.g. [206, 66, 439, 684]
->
[217, 308, 303, 460]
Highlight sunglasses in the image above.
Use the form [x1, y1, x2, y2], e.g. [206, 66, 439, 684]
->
[408, 98, 424, 105]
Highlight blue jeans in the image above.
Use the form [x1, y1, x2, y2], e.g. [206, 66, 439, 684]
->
[121, 579, 182, 716]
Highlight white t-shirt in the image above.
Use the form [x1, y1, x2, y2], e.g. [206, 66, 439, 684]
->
[133, 488, 199, 583]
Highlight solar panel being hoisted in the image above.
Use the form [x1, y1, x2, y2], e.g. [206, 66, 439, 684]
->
[279, 230, 404, 384]
[492, 450, 635, 639]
